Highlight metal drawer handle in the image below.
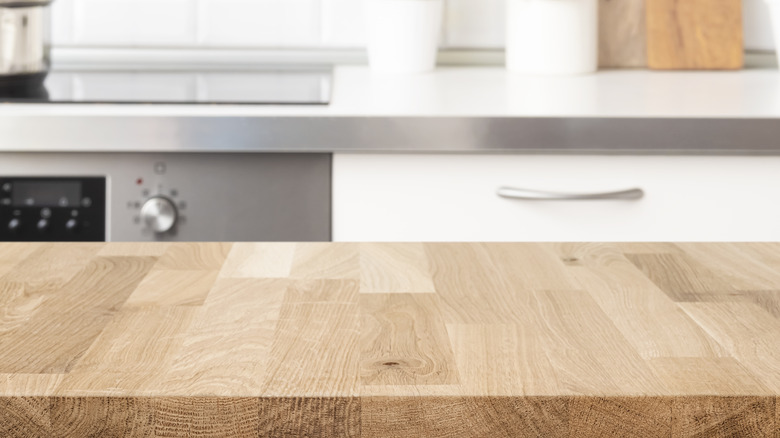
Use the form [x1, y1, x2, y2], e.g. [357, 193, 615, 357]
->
[497, 186, 644, 201]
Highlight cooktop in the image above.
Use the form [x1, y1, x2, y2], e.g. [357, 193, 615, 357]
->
[0, 66, 332, 105]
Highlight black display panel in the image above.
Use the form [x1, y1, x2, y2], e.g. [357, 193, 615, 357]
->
[12, 181, 82, 207]
[1, 177, 105, 242]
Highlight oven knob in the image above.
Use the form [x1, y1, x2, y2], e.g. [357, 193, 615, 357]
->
[7, 218, 20, 232]
[65, 218, 79, 233]
[140, 196, 177, 233]
[37, 219, 49, 231]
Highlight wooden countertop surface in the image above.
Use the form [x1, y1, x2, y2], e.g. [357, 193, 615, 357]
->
[1, 242, 779, 437]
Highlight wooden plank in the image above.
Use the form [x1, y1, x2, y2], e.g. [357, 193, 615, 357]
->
[0, 374, 64, 397]
[528, 289, 664, 395]
[625, 252, 737, 301]
[157, 279, 287, 396]
[154, 397, 258, 438]
[599, 0, 646, 68]
[680, 302, 780, 392]
[155, 243, 232, 270]
[257, 397, 360, 437]
[0, 256, 156, 374]
[649, 358, 772, 396]
[218, 242, 296, 279]
[569, 397, 671, 438]
[58, 307, 196, 395]
[290, 243, 360, 280]
[0, 243, 103, 285]
[671, 397, 775, 437]
[554, 243, 725, 358]
[424, 243, 532, 324]
[263, 280, 361, 397]
[362, 396, 568, 438]
[480, 243, 576, 291]
[359, 243, 435, 293]
[50, 397, 155, 437]
[0, 397, 50, 437]
[446, 324, 564, 396]
[677, 243, 780, 291]
[646, 0, 743, 70]
[360, 294, 458, 386]
[123, 270, 218, 308]
[97, 242, 170, 257]
[740, 291, 780, 320]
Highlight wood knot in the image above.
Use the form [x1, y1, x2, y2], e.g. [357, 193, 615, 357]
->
[383, 361, 400, 367]
[562, 256, 580, 265]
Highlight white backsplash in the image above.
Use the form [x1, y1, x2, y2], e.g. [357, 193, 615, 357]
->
[51, 0, 775, 52]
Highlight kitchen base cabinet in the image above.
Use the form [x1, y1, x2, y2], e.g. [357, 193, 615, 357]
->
[333, 154, 780, 241]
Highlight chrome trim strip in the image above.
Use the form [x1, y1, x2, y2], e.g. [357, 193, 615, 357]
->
[2, 116, 780, 154]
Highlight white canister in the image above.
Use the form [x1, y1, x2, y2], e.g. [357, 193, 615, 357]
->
[365, 0, 444, 74]
[506, 0, 598, 75]
[765, 0, 780, 68]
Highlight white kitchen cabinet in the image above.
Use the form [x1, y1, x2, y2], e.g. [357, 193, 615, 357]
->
[333, 154, 780, 241]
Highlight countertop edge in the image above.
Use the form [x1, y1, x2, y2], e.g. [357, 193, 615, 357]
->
[2, 116, 780, 154]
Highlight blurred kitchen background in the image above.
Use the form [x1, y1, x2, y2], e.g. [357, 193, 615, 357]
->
[46, 0, 774, 60]
[4, 0, 780, 244]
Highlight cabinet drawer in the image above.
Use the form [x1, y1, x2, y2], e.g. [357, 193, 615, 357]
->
[333, 154, 780, 241]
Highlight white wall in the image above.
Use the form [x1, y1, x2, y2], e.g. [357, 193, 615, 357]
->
[51, 0, 774, 52]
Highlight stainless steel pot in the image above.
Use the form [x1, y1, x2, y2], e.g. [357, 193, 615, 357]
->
[0, 0, 52, 88]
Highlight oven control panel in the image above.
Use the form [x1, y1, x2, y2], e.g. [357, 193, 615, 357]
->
[0, 153, 331, 242]
[0, 177, 106, 241]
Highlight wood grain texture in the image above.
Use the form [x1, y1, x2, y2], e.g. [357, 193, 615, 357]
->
[569, 397, 671, 438]
[362, 396, 568, 438]
[599, 0, 646, 68]
[646, 0, 743, 70]
[2, 242, 780, 436]
[671, 396, 775, 437]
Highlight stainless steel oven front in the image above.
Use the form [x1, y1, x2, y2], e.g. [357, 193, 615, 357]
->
[0, 152, 331, 241]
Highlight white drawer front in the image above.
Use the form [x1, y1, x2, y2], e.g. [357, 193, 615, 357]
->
[333, 154, 780, 242]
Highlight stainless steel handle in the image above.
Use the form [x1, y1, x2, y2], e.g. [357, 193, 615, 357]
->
[497, 186, 644, 201]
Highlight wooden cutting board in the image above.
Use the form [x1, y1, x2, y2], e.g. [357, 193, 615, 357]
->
[1, 242, 780, 437]
[599, 0, 647, 68]
[647, 0, 744, 69]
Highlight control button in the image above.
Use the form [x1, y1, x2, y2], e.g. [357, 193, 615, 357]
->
[140, 196, 177, 233]
[40, 208, 51, 218]
[1, 198, 10, 206]
[12, 209, 20, 216]
[154, 162, 166, 175]
[81, 197, 92, 208]
[7, 218, 20, 232]
[2, 182, 10, 192]
[141, 189, 149, 197]
[58, 197, 70, 207]
[65, 218, 78, 233]
[170, 189, 178, 197]
[37, 218, 48, 231]
[178, 200, 186, 210]
[71, 209, 79, 217]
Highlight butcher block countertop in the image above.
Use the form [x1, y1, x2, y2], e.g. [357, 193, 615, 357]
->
[1, 242, 779, 437]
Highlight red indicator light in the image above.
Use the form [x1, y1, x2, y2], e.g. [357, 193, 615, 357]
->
[136, 178, 143, 185]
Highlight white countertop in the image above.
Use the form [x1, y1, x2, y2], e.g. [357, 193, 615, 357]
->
[3, 66, 780, 118]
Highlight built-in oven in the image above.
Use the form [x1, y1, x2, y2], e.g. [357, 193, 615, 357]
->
[0, 153, 331, 242]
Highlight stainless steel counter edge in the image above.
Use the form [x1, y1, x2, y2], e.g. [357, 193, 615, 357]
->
[2, 116, 780, 154]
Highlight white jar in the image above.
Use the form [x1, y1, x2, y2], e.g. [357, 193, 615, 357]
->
[765, 0, 780, 68]
[506, 0, 598, 75]
[365, 0, 444, 74]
